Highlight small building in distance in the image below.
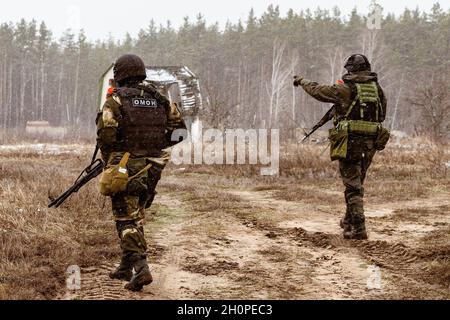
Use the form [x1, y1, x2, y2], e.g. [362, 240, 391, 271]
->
[25, 121, 67, 139]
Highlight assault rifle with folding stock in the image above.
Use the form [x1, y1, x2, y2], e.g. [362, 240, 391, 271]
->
[48, 145, 104, 208]
[302, 105, 336, 142]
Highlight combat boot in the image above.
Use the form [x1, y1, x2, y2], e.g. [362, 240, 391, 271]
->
[124, 254, 153, 292]
[109, 253, 133, 281]
[342, 223, 353, 239]
[340, 215, 353, 239]
[350, 214, 368, 240]
[351, 224, 368, 240]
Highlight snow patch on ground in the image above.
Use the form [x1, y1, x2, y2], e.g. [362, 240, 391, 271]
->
[0, 143, 92, 155]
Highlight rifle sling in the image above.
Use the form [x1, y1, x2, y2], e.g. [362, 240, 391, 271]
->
[128, 163, 153, 181]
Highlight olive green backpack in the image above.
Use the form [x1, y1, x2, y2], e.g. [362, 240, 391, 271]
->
[329, 81, 390, 161]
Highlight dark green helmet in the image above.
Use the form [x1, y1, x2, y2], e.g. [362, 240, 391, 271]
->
[344, 54, 371, 73]
[113, 54, 147, 84]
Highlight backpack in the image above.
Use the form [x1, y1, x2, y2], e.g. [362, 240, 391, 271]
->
[328, 81, 390, 161]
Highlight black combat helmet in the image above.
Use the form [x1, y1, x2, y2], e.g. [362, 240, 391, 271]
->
[113, 54, 147, 84]
[344, 54, 371, 73]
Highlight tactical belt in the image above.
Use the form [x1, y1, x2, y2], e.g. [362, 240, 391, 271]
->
[338, 120, 381, 136]
[336, 81, 382, 136]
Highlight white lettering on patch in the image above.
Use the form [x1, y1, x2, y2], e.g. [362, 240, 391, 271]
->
[132, 98, 158, 108]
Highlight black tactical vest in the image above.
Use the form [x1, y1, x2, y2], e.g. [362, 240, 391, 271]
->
[115, 86, 168, 156]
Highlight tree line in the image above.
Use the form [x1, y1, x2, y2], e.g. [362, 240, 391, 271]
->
[0, 3, 449, 139]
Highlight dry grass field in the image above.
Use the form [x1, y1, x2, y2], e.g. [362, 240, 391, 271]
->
[0, 137, 449, 300]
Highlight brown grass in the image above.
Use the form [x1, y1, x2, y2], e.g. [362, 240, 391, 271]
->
[0, 151, 118, 300]
[170, 140, 449, 192]
[0, 137, 449, 299]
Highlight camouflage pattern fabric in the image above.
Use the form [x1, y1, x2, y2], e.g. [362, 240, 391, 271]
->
[297, 70, 387, 234]
[339, 135, 376, 227]
[96, 82, 186, 255]
[108, 152, 163, 255]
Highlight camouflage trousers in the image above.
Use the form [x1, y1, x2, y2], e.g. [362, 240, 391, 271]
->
[339, 136, 377, 227]
[108, 153, 162, 256]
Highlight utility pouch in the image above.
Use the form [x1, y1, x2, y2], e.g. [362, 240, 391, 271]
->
[347, 120, 380, 135]
[99, 152, 130, 196]
[375, 126, 391, 150]
[329, 122, 349, 161]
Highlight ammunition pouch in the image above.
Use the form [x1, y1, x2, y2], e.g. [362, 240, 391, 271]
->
[99, 152, 131, 196]
[375, 126, 391, 151]
[329, 125, 349, 161]
[346, 120, 380, 135]
[329, 120, 384, 161]
[99, 152, 154, 197]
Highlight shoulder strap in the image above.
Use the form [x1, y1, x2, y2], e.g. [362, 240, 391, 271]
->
[116, 87, 142, 98]
[343, 82, 357, 119]
[112, 94, 122, 106]
[118, 152, 131, 168]
[345, 92, 359, 119]
[128, 163, 153, 181]
[138, 83, 170, 107]
[376, 82, 384, 120]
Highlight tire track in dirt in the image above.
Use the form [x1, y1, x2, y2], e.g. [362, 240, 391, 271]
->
[137, 196, 203, 299]
[143, 195, 308, 299]
[140, 195, 259, 299]
[143, 188, 371, 299]
[227, 189, 450, 299]
[61, 179, 448, 300]
[215, 191, 382, 299]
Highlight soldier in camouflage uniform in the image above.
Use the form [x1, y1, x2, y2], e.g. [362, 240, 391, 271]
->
[96, 54, 186, 291]
[294, 54, 387, 240]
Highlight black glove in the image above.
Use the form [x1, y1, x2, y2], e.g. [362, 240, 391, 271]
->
[293, 75, 304, 87]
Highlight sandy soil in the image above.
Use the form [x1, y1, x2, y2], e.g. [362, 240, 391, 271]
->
[67, 173, 450, 300]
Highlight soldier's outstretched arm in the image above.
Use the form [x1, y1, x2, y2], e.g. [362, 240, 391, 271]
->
[295, 77, 342, 104]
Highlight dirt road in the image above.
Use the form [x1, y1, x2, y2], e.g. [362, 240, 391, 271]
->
[69, 172, 450, 300]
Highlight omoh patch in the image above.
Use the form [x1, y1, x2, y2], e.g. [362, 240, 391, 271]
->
[132, 98, 158, 108]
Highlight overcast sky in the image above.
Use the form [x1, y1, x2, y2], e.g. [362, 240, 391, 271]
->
[1, 0, 447, 41]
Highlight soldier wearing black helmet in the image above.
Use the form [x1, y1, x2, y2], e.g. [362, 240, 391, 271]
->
[96, 54, 186, 291]
[294, 54, 389, 240]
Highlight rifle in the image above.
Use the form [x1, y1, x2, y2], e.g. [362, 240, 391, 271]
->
[48, 145, 105, 208]
[302, 105, 336, 142]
